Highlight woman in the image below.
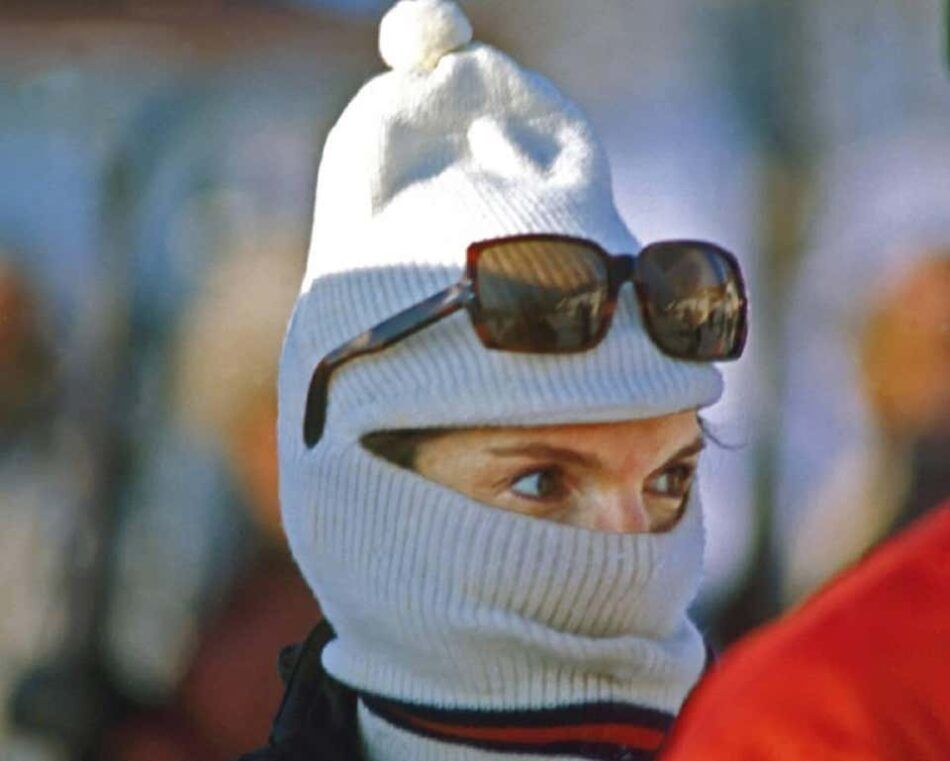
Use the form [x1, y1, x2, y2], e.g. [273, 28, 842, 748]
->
[251, 2, 748, 760]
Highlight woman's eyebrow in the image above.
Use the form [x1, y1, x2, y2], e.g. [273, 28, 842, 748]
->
[488, 435, 705, 469]
[667, 437, 706, 461]
[486, 443, 603, 469]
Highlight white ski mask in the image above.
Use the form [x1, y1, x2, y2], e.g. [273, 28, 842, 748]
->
[278, 277, 712, 760]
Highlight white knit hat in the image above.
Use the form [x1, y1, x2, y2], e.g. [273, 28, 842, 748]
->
[279, 2, 717, 758]
[290, 0, 722, 442]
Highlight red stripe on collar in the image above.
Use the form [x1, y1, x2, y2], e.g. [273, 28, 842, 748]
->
[359, 694, 674, 760]
[388, 707, 665, 749]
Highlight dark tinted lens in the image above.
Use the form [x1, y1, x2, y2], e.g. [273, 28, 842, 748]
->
[636, 242, 747, 360]
[475, 238, 610, 352]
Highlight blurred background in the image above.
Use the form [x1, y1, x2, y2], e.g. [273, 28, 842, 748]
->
[0, 0, 947, 759]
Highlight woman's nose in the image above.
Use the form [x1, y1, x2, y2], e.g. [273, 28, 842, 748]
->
[587, 488, 651, 534]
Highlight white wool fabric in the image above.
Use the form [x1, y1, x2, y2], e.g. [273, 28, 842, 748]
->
[277, 415, 708, 759]
[279, 1, 719, 757]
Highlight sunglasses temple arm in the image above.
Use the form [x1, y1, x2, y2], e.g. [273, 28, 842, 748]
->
[303, 282, 470, 448]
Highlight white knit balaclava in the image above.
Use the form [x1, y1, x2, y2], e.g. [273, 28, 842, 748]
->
[278, 2, 723, 759]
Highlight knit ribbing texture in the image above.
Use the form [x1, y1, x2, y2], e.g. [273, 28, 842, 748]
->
[279, 298, 710, 713]
[279, 410, 708, 704]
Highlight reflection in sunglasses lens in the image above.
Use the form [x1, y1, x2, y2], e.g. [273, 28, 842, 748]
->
[638, 243, 745, 360]
[477, 240, 609, 352]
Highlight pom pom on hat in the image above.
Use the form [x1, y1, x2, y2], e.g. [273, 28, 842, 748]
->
[379, 0, 473, 72]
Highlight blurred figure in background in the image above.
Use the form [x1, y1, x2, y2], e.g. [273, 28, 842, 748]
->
[0, 261, 57, 730]
[0, 259, 89, 758]
[858, 254, 949, 524]
[103, 235, 317, 761]
[777, 127, 950, 603]
[1, 9, 370, 757]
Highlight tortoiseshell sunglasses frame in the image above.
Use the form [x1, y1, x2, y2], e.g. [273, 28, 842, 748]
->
[303, 234, 747, 448]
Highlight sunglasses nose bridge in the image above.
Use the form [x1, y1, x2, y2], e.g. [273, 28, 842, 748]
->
[611, 254, 637, 288]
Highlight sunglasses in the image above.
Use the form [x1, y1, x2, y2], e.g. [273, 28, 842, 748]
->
[303, 234, 748, 448]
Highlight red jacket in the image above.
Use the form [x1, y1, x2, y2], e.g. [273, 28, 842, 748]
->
[662, 503, 950, 761]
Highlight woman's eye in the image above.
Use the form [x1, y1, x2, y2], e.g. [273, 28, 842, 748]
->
[510, 468, 564, 501]
[646, 464, 695, 499]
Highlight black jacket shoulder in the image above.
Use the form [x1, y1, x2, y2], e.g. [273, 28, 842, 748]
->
[237, 620, 362, 761]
